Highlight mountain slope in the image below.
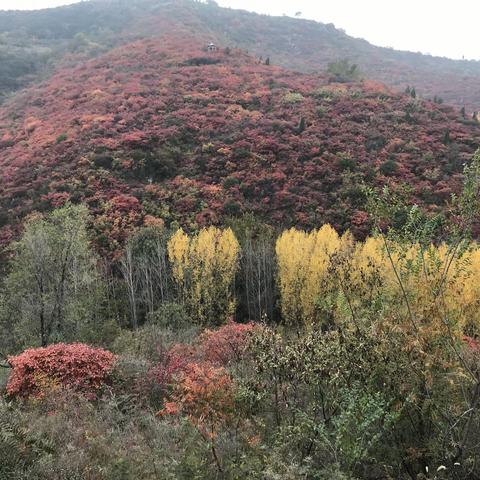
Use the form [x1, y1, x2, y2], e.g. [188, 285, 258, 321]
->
[193, 3, 480, 110]
[1, 0, 480, 110]
[1, 35, 478, 254]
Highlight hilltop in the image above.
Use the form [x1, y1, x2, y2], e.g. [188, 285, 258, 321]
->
[1, 34, 479, 253]
[1, 0, 480, 110]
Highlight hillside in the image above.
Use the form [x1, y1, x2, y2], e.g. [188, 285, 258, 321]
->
[1, 0, 480, 110]
[196, 4, 480, 111]
[1, 34, 479, 253]
[3, 5, 480, 477]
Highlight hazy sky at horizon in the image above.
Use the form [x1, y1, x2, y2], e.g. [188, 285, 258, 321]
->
[1, 0, 478, 60]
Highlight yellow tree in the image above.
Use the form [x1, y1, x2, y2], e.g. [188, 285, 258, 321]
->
[459, 246, 480, 335]
[168, 227, 240, 326]
[350, 236, 478, 337]
[275, 224, 351, 327]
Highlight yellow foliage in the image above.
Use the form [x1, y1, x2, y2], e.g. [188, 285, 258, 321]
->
[168, 228, 191, 283]
[276, 225, 351, 326]
[276, 224, 480, 337]
[171, 222, 480, 338]
[168, 227, 240, 325]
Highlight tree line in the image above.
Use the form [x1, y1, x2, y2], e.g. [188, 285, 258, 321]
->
[2, 153, 480, 354]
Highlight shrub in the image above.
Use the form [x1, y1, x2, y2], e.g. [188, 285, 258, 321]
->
[110, 354, 149, 398]
[327, 59, 361, 82]
[184, 57, 221, 66]
[160, 362, 236, 473]
[112, 324, 199, 361]
[198, 321, 257, 366]
[365, 132, 387, 152]
[0, 399, 53, 478]
[379, 159, 398, 176]
[147, 302, 191, 329]
[222, 177, 241, 190]
[55, 133, 68, 144]
[223, 199, 242, 216]
[337, 154, 356, 171]
[0, 367, 10, 393]
[7, 343, 116, 399]
[282, 92, 305, 105]
[161, 363, 235, 424]
[143, 350, 187, 408]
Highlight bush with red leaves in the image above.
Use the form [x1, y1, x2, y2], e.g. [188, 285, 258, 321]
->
[2, 35, 480, 257]
[141, 322, 255, 407]
[197, 321, 257, 366]
[7, 343, 117, 399]
[160, 362, 236, 437]
[143, 350, 187, 405]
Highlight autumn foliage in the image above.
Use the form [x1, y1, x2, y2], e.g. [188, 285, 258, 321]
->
[0, 35, 479, 255]
[6, 343, 117, 399]
[143, 349, 188, 401]
[276, 225, 353, 325]
[168, 227, 240, 325]
[155, 322, 253, 442]
[197, 321, 257, 366]
[161, 363, 235, 433]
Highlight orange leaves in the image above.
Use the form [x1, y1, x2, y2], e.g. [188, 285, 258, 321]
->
[159, 362, 235, 438]
[161, 401, 180, 416]
[158, 359, 236, 472]
[156, 321, 253, 438]
[7, 343, 117, 400]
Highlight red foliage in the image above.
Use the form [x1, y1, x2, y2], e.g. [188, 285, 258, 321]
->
[165, 321, 256, 369]
[197, 321, 257, 366]
[109, 194, 141, 212]
[144, 322, 253, 408]
[144, 350, 187, 400]
[41, 191, 71, 208]
[7, 343, 117, 400]
[148, 321, 257, 464]
[463, 335, 480, 351]
[0, 35, 479, 252]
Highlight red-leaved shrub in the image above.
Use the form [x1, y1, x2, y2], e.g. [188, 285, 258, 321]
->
[142, 322, 255, 408]
[197, 321, 257, 366]
[143, 350, 187, 403]
[7, 343, 117, 399]
[160, 362, 235, 437]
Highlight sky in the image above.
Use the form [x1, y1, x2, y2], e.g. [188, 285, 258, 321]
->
[1, 0, 478, 60]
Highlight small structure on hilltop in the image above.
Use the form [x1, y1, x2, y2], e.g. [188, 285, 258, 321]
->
[207, 42, 218, 53]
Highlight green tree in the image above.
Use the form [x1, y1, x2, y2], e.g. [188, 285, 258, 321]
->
[327, 59, 361, 82]
[1, 204, 103, 350]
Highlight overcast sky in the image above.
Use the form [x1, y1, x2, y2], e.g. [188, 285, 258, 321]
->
[1, 0, 478, 60]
